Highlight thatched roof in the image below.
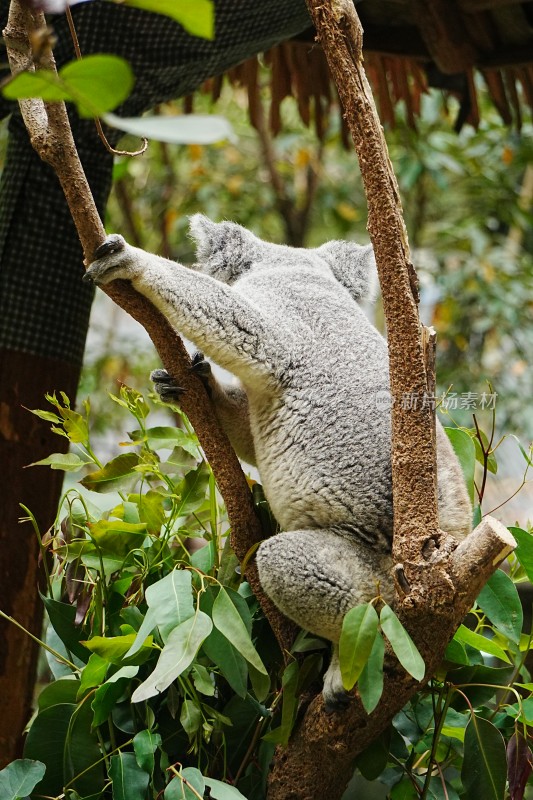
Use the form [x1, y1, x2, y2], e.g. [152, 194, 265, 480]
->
[208, 0, 533, 134]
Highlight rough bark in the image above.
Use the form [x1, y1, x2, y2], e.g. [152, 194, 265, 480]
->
[0, 351, 81, 765]
[3, 0, 295, 673]
[264, 4, 516, 798]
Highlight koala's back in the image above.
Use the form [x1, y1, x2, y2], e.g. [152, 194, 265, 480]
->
[236, 267, 394, 549]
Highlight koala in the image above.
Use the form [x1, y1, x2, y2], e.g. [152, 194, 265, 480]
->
[85, 216, 472, 710]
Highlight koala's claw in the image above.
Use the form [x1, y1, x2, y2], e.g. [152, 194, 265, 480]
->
[93, 234, 126, 261]
[84, 234, 130, 285]
[150, 369, 185, 404]
[190, 352, 213, 396]
[324, 691, 351, 714]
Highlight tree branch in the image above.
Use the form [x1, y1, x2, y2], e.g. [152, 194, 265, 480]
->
[265, 3, 516, 797]
[3, 0, 295, 654]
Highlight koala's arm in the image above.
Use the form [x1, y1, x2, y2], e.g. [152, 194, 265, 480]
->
[85, 236, 284, 384]
[208, 380, 256, 465]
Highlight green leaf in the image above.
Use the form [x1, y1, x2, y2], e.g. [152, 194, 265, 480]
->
[202, 625, 248, 698]
[454, 624, 511, 663]
[204, 777, 249, 799]
[89, 519, 147, 557]
[122, 0, 214, 38]
[476, 569, 523, 644]
[37, 678, 81, 710]
[78, 654, 109, 697]
[175, 464, 211, 517]
[3, 56, 134, 119]
[125, 570, 195, 657]
[0, 759, 46, 800]
[104, 112, 236, 145]
[165, 768, 205, 800]
[42, 595, 91, 662]
[23, 704, 74, 796]
[63, 696, 105, 796]
[212, 587, 267, 675]
[445, 427, 476, 504]
[129, 425, 200, 454]
[59, 407, 89, 443]
[192, 664, 215, 696]
[27, 408, 61, 423]
[358, 630, 385, 714]
[91, 667, 139, 726]
[443, 638, 470, 666]
[81, 453, 140, 493]
[380, 606, 425, 680]
[109, 752, 150, 800]
[133, 729, 162, 774]
[510, 527, 533, 584]
[339, 603, 379, 689]
[461, 715, 506, 800]
[356, 731, 391, 781]
[132, 611, 212, 702]
[180, 698, 203, 741]
[263, 660, 298, 745]
[28, 452, 91, 471]
[83, 634, 152, 665]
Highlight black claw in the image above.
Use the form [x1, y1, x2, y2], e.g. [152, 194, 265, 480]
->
[190, 352, 211, 378]
[93, 234, 125, 261]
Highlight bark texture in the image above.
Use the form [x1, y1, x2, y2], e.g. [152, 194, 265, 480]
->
[264, 4, 516, 798]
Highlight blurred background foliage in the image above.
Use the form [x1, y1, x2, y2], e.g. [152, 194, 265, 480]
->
[2, 74, 532, 439]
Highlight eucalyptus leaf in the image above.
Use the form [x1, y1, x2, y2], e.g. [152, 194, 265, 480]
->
[132, 611, 212, 702]
[109, 752, 150, 800]
[380, 606, 425, 681]
[0, 759, 46, 800]
[510, 527, 533, 584]
[339, 602, 379, 689]
[29, 452, 90, 471]
[81, 453, 140, 493]
[462, 715, 506, 800]
[476, 569, 523, 644]
[104, 112, 236, 144]
[212, 587, 267, 675]
[204, 776, 249, 799]
[358, 630, 385, 714]
[133, 729, 162, 774]
[165, 768, 205, 800]
[454, 625, 511, 663]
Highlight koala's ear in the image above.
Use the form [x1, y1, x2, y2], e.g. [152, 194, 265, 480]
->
[316, 241, 379, 301]
[188, 214, 258, 282]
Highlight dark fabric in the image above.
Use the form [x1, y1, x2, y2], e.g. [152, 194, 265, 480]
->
[0, 0, 311, 364]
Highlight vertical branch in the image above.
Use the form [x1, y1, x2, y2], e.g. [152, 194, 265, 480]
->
[303, 0, 440, 571]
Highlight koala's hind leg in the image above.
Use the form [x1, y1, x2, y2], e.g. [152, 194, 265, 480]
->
[256, 529, 393, 710]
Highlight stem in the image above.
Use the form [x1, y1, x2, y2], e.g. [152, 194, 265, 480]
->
[20, 503, 53, 596]
[0, 609, 78, 671]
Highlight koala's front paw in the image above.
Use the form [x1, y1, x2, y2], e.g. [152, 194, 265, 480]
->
[323, 658, 350, 714]
[84, 234, 135, 286]
[150, 369, 185, 404]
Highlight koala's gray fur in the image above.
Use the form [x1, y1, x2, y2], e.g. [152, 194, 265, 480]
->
[86, 216, 472, 709]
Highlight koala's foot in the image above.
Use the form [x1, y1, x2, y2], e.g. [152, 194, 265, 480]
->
[83, 234, 135, 286]
[150, 369, 185, 404]
[322, 651, 351, 713]
[151, 354, 212, 405]
[190, 351, 213, 397]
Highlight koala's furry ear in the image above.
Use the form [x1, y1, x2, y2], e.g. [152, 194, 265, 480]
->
[188, 214, 259, 283]
[316, 241, 379, 301]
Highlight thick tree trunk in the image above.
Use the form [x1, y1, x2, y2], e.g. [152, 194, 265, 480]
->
[0, 350, 80, 765]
